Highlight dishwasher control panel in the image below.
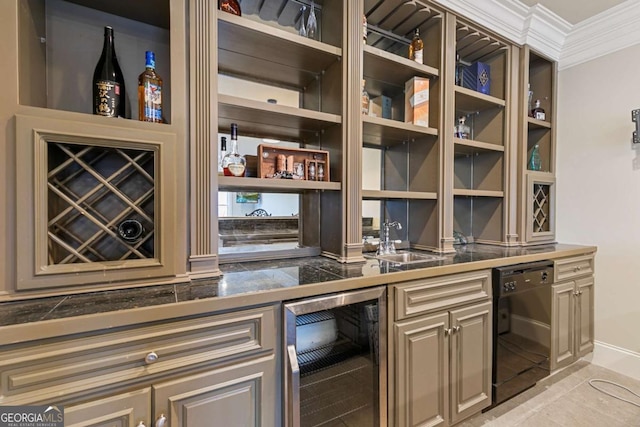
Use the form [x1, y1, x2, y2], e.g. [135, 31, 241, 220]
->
[493, 260, 554, 296]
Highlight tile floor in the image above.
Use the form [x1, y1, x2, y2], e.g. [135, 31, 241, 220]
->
[461, 360, 640, 426]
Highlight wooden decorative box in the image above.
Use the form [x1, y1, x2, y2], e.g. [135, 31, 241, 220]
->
[258, 144, 330, 181]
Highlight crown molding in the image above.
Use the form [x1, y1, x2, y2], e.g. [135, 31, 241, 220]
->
[521, 4, 571, 61]
[434, 0, 640, 71]
[560, 0, 640, 70]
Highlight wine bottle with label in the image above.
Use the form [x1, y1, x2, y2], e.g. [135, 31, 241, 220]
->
[93, 26, 125, 118]
[138, 51, 164, 123]
[222, 123, 246, 177]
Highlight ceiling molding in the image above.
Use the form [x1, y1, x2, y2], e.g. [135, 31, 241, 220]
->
[434, 0, 640, 70]
[559, 0, 640, 70]
[521, 4, 571, 61]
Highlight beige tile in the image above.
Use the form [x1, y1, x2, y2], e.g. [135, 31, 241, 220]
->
[463, 361, 640, 427]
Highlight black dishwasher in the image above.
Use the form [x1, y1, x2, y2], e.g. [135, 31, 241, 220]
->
[490, 261, 554, 408]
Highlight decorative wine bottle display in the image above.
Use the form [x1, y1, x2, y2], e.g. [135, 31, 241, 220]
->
[409, 29, 423, 64]
[531, 99, 546, 121]
[138, 51, 163, 122]
[529, 143, 542, 171]
[93, 26, 125, 118]
[222, 123, 247, 177]
[219, 0, 241, 16]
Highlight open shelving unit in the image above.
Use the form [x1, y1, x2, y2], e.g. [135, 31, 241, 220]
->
[452, 17, 510, 245]
[213, 0, 346, 262]
[519, 47, 557, 244]
[361, 0, 443, 253]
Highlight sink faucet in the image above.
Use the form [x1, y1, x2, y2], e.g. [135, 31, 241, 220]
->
[377, 219, 402, 255]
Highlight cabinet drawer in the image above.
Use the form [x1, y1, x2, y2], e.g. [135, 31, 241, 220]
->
[0, 305, 277, 405]
[554, 255, 594, 282]
[394, 270, 491, 320]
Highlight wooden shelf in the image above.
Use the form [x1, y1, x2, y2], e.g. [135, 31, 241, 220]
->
[218, 94, 341, 141]
[218, 12, 342, 89]
[454, 138, 504, 155]
[455, 86, 505, 113]
[527, 117, 552, 130]
[363, 44, 439, 85]
[362, 190, 437, 200]
[65, 0, 169, 29]
[453, 189, 504, 198]
[362, 115, 438, 146]
[218, 176, 341, 192]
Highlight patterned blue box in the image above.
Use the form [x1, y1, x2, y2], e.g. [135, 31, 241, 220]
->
[462, 61, 490, 95]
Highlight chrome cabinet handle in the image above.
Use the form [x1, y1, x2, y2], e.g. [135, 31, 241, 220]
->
[145, 352, 159, 364]
[453, 325, 461, 333]
[444, 328, 451, 336]
[137, 422, 146, 427]
[155, 414, 167, 427]
[287, 345, 300, 426]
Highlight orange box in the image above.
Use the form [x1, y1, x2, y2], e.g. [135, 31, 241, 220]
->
[404, 77, 430, 127]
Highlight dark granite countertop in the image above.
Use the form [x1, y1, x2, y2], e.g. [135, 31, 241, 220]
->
[0, 243, 596, 338]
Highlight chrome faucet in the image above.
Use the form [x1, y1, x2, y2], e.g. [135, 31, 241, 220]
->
[377, 219, 402, 255]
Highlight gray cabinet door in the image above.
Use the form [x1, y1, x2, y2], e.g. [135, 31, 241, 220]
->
[449, 301, 492, 425]
[64, 387, 151, 427]
[394, 312, 449, 427]
[153, 354, 277, 427]
[551, 282, 576, 370]
[576, 277, 595, 357]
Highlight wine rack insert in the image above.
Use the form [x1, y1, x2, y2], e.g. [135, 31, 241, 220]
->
[525, 174, 555, 243]
[47, 142, 156, 264]
[16, 114, 177, 290]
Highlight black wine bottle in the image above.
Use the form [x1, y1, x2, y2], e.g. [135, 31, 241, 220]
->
[93, 26, 125, 118]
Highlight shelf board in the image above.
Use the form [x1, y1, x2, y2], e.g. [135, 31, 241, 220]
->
[455, 86, 505, 113]
[219, 176, 341, 192]
[363, 44, 439, 86]
[453, 189, 504, 198]
[527, 117, 552, 130]
[362, 190, 437, 200]
[454, 138, 504, 155]
[218, 94, 341, 141]
[65, 0, 169, 29]
[362, 115, 438, 146]
[218, 12, 342, 89]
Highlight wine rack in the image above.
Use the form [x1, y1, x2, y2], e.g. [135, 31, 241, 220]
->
[47, 142, 156, 264]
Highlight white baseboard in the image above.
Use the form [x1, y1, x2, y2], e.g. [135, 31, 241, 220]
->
[584, 341, 640, 381]
[510, 313, 550, 347]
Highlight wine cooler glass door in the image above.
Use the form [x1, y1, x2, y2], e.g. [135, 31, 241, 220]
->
[284, 287, 387, 427]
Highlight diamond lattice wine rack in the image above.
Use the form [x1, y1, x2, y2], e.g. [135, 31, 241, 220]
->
[532, 183, 550, 233]
[47, 142, 156, 264]
[16, 114, 177, 290]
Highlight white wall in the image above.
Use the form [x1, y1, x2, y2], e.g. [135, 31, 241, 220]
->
[557, 42, 640, 375]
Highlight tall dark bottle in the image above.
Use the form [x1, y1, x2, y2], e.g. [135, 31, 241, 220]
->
[93, 26, 126, 118]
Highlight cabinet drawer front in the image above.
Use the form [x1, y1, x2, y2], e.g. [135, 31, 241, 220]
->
[394, 270, 491, 320]
[0, 305, 277, 404]
[554, 255, 594, 282]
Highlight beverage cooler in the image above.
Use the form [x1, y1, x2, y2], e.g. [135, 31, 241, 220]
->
[284, 287, 387, 427]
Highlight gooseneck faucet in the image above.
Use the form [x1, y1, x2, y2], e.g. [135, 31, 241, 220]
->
[377, 219, 402, 255]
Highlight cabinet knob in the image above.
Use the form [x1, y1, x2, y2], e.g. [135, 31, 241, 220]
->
[145, 352, 159, 364]
[155, 414, 167, 427]
[137, 422, 147, 427]
[444, 328, 452, 336]
[453, 325, 461, 333]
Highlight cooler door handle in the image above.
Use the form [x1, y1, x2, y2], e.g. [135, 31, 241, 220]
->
[287, 344, 301, 427]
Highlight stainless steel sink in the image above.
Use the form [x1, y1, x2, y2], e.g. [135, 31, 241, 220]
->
[367, 251, 445, 264]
